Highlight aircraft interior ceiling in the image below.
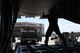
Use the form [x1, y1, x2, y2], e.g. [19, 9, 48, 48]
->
[18, 0, 58, 17]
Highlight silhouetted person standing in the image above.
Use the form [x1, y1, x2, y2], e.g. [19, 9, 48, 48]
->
[42, 13, 67, 46]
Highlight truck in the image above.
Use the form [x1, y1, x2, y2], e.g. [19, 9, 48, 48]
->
[20, 28, 42, 44]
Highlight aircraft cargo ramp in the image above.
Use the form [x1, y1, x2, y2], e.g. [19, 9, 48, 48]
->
[15, 44, 80, 53]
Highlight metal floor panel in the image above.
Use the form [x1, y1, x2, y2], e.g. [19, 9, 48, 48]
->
[15, 44, 80, 53]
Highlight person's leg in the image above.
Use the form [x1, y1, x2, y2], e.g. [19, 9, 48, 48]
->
[54, 24, 67, 45]
[45, 25, 53, 45]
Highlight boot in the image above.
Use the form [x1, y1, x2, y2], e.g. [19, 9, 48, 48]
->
[44, 41, 49, 47]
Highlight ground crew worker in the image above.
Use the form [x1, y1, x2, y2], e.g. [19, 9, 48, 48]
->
[42, 13, 67, 46]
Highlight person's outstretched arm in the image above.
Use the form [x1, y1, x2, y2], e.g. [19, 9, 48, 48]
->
[40, 12, 48, 19]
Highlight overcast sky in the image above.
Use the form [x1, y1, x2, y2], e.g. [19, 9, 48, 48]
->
[17, 16, 80, 33]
